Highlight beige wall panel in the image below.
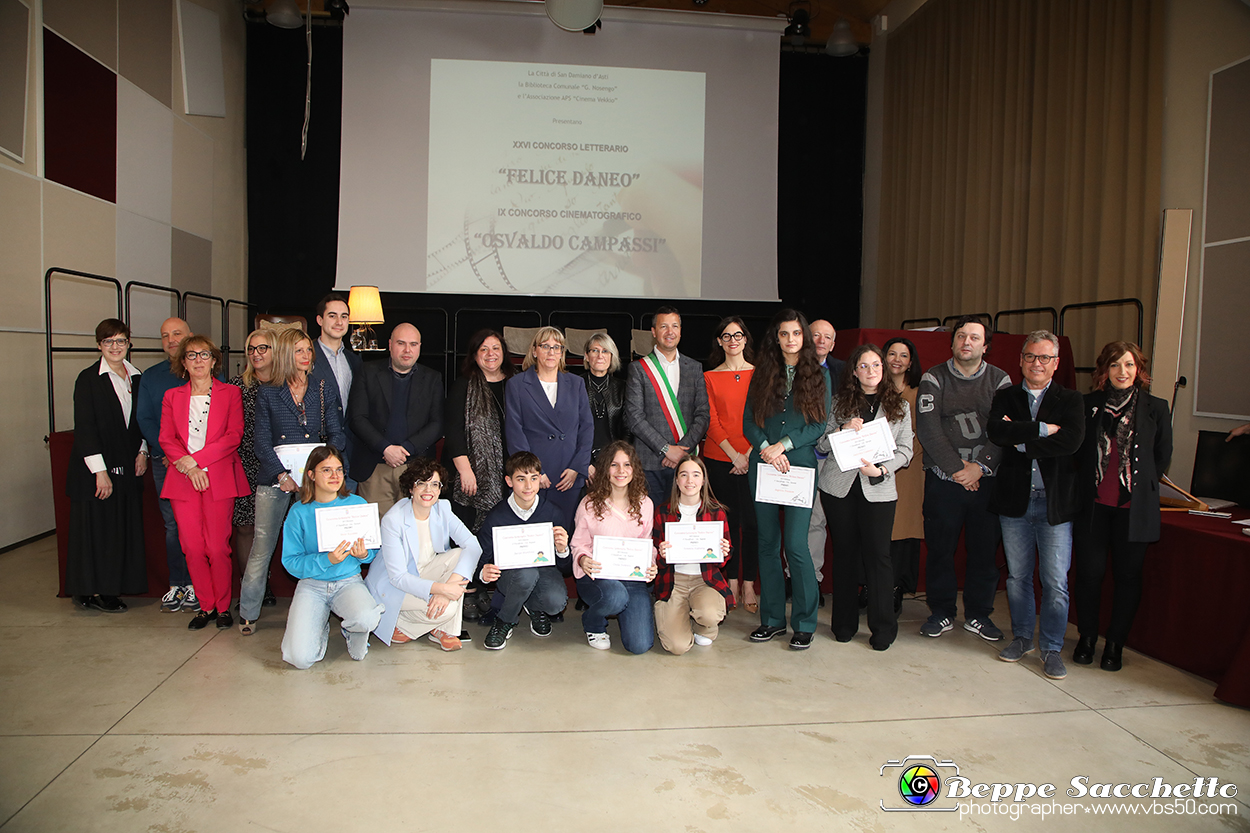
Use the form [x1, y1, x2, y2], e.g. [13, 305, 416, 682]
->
[119, 0, 172, 109]
[116, 208, 175, 337]
[116, 79, 173, 225]
[171, 117, 212, 240]
[0, 331, 56, 546]
[50, 333, 98, 434]
[0, 0, 38, 175]
[43, 182, 118, 337]
[0, 166, 43, 329]
[43, 0, 118, 71]
[171, 227, 213, 338]
[0, 0, 30, 163]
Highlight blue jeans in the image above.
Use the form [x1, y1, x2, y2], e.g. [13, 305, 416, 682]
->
[1000, 490, 1072, 653]
[240, 484, 294, 620]
[281, 574, 384, 669]
[151, 456, 190, 586]
[497, 565, 568, 624]
[575, 575, 654, 654]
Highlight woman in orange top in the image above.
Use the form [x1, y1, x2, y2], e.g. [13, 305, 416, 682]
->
[702, 316, 758, 612]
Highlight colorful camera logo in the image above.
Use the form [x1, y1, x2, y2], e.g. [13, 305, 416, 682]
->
[880, 756, 960, 812]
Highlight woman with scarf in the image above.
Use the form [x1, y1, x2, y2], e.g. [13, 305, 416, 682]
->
[1072, 341, 1171, 672]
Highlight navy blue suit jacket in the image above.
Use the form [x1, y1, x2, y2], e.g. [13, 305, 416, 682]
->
[504, 369, 594, 486]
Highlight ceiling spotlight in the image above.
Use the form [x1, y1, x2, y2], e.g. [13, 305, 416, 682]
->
[266, 0, 304, 29]
[783, 7, 810, 43]
[825, 19, 858, 57]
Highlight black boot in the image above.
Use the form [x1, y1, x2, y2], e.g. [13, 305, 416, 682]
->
[262, 571, 277, 607]
[1073, 635, 1096, 665]
[1100, 640, 1123, 672]
[893, 586, 904, 615]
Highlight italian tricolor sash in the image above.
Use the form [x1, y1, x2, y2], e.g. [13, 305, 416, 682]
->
[641, 353, 687, 442]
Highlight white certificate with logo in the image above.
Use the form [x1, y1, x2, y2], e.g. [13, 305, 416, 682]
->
[829, 416, 897, 473]
[592, 535, 653, 581]
[664, 521, 724, 564]
[492, 522, 557, 570]
[754, 463, 816, 508]
[314, 503, 381, 552]
[274, 442, 322, 484]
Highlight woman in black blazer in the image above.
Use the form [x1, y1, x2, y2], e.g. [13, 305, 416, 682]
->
[66, 319, 149, 612]
[1072, 341, 1172, 672]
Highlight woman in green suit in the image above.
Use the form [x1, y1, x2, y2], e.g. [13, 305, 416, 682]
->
[744, 310, 831, 650]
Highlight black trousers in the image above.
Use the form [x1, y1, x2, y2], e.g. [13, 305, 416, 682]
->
[706, 457, 759, 582]
[821, 479, 897, 648]
[922, 472, 1002, 621]
[1073, 502, 1147, 644]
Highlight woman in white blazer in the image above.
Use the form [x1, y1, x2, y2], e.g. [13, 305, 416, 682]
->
[365, 457, 483, 651]
[815, 344, 914, 652]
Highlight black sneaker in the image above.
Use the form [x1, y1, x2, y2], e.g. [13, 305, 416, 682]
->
[262, 583, 277, 608]
[529, 608, 552, 637]
[749, 624, 787, 642]
[484, 620, 515, 650]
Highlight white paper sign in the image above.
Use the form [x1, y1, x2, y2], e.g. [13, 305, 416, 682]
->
[754, 463, 816, 508]
[314, 503, 381, 552]
[592, 535, 653, 581]
[493, 522, 557, 570]
[274, 443, 322, 484]
[829, 416, 897, 473]
[664, 521, 724, 564]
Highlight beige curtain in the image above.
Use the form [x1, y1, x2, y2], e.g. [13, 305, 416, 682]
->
[877, 0, 1164, 373]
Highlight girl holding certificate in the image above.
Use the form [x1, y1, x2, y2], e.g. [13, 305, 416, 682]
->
[816, 344, 914, 651]
[652, 455, 733, 655]
[280, 446, 383, 669]
[570, 440, 657, 653]
[743, 310, 831, 650]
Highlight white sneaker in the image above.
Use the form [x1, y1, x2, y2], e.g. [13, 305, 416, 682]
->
[586, 632, 611, 650]
[181, 586, 200, 613]
[693, 633, 714, 647]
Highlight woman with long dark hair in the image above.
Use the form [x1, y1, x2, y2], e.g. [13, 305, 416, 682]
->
[743, 310, 831, 650]
[816, 344, 913, 651]
[882, 336, 924, 612]
[1072, 342, 1171, 672]
[703, 316, 759, 612]
[445, 328, 515, 532]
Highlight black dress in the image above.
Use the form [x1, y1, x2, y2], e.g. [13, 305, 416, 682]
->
[229, 375, 261, 526]
[65, 360, 148, 597]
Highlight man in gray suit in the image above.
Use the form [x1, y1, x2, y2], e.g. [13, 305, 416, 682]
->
[624, 306, 710, 501]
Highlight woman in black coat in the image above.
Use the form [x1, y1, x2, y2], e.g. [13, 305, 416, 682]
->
[1072, 341, 1172, 672]
[66, 319, 149, 611]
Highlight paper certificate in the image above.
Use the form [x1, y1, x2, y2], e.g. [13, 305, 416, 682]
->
[592, 536, 653, 581]
[274, 443, 322, 484]
[829, 417, 897, 473]
[492, 522, 557, 570]
[664, 521, 724, 564]
[754, 463, 816, 508]
[314, 503, 381, 552]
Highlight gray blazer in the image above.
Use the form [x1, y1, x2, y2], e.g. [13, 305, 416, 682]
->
[624, 352, 710, 471]
[815, 399, 914, 502]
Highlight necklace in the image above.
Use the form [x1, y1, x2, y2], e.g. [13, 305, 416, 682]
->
[587, 374, 610, 419]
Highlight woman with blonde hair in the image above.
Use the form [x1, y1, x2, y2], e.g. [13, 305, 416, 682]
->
[504, 326, 594, 529]
[229, 328, 276, 596]
[583, 331, 630, 477]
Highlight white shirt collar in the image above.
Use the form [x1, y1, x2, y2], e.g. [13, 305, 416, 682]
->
[508, 493, 539, 521]
[652, 348, 680, 366]
[98, 357, 140, 377]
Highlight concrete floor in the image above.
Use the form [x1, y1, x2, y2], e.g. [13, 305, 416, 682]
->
[2, 533, 1247, 832]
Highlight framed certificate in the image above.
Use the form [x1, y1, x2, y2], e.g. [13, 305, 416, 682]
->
[492, 522, 557, 570]
[829, 416, 897, 473]
[274, 442, 321, 484]
[664, 521, 724, 564]
[592, 535, 653, 581]
[314, 503, 381, 552]
[754, 463, 816, 508]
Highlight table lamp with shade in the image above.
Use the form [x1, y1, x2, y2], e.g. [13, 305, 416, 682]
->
[347, 285, 384, 351]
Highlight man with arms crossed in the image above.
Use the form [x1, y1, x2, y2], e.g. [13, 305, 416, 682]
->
[916, 315, 1011, 640]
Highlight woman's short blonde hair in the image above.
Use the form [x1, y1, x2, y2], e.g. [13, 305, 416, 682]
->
[522, 326, 568, 373]
[584, 332, 621, 375]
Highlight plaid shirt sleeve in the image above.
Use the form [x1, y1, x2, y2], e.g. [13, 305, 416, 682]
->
[651, 505, 734, 608]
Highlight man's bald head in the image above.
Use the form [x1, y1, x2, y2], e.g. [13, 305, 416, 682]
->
[389, 323, 422, 372]
[160, 318, 190, 359]
[810, 319, 836, 362]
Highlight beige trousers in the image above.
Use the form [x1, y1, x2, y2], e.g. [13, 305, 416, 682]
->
[358, 462, 406, 519]
[654, 573, 726, 656]
[395, 548, 464, 639]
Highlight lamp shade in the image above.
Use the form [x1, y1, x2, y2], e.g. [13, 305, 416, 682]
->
[347, 286, 384, 324]
[267, 0, 305, 29]
[545, 0, 603, 32]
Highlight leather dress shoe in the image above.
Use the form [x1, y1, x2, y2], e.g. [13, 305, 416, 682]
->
[188, 609, 218, 630]
[1100, 640, 1123, 672]
[749, 624, 787, 642]
[216, 611, 234, 629]
[87, 595, 126, 613]
[789, 631, 814, 650]
[1073, 634, 1096, 665]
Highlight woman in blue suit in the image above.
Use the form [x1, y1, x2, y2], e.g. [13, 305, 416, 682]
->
[366, 457, 483, 651]
[504, 327, 594, 530]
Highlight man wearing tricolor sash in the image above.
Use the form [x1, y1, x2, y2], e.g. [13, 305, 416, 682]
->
[624, 306, 711, 502]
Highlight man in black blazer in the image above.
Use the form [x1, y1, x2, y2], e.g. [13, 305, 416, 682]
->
[986, 330, 1085, 680]
[348, 323, 444, 517]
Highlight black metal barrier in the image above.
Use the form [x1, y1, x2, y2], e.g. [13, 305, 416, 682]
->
[1059, 298, 1145, 374]
[45, 268, 124, 436]
[993, 306, 1059, 334]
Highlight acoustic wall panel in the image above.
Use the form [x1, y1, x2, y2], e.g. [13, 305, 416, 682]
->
[43, 0, 117, 71]
[117, 208, 175, 337]
[172, 227, 214, 335]
[43, 28, 116, 203]
[0, 0, 30, 162]
[43, 181, 118, 336]
[119, 0, 173, 109]
[116, 79, 173, 224]
[176, 0, 226, 118]
[171, 117, 214, 239]
[0, 166, 42, 330]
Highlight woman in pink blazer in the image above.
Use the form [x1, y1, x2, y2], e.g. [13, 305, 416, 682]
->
[160, 335, 251, 630]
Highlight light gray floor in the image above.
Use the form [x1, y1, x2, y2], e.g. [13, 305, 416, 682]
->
[2, 533, 1248, 832]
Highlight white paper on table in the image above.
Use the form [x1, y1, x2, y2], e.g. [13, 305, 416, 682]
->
[314, 503, 381, 552]
[274, 443, 322, 484]
[1233, 518, 1250, 526]
[592, 535, 653, 581]
[492, 522, 557, 570]
[754, 463, 815, 508]
[664, 521, 724, 564]
[829, 416, 897, 473]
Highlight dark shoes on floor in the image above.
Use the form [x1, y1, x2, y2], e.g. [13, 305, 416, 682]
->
[789, 631, 813, 650]
[262, 584, 277, 607]
[81, 595, 127, 613]
[189, 609, 218, 630]
[1100, 641, 1123, 672]
[1073, 635, 1096, 665]
[216, 611, 234, 630]
[749, 624, 787, 642]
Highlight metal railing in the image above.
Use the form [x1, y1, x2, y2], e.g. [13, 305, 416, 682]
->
[1059, 298, 1145, 374]
[45, 269, 124, 435]
[993, 306, 1059, 334]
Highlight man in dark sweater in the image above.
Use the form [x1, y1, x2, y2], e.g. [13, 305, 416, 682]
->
[916, 316, 1011, 640]
[987, 331, 1084, 680]
[476, 452, 571, 650]
[348, 323, 444, 517]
